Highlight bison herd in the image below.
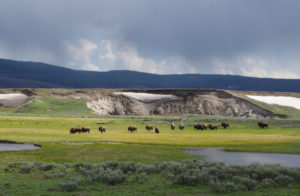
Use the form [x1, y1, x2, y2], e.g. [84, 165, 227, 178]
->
[70, 127, 90, 134]
[70, 121, 269, 134]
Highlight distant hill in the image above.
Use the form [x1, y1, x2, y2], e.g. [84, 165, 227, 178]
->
[0, 58, 300, 92]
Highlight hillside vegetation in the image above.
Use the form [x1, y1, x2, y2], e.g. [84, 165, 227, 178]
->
[15, 97, 93, 116]
[1, 58, 300, 91]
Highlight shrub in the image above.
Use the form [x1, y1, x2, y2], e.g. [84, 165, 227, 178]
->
[118, 162, 136, 173]
[172, 169, 202, 186]
[102, 161, 119, 170]
[226, 165, 243, 177]
[80, 165, 105, 183]
[261, 178, 275, 188]
[102, 169, 125, 185]
[128, 172, 147, 183]
[239, 177, 257, 191]
[79, 165, 125, 185]
[43, 170, 66, 179]
[4, 182, 11, 189]
[73, 162, 92, 171]
[18, 163, 35, 174]
[58, 177, 82, 192]
[275, 175, 294, 186]
[208, 167, 226, 180]
[38, 163, 57, 171]
[259, 167, 280, 180]
[136, 164, 157, 174]
[209, 181, 236, 193]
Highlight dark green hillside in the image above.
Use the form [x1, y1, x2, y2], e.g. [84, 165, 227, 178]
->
[1, 58, 300, 91]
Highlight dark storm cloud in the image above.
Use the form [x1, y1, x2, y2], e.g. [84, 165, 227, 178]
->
[119, 0, 300, 59]
[0, 0, 299, 77]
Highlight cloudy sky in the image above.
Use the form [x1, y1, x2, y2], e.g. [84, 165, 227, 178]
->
[0, 0, 300, 78]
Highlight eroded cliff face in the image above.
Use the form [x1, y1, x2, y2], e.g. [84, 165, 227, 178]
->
[84, 90, 275, 118]
[1, 89, 277, 118]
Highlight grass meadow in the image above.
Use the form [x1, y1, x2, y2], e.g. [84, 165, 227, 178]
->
[0, 114, 300, 195]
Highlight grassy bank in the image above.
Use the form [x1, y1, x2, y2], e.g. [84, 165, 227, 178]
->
[0, 115, 299, 165]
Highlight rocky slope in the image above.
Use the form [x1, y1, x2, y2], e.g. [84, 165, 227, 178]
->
[83, 89, 278, 118]
[0, 89, 284, 118]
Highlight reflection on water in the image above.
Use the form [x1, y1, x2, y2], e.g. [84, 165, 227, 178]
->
[186, 147, 300, 167]
[0, 144, 40, 151]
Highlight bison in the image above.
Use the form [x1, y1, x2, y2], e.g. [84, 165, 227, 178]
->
[81, 127, 90, 133]
[194, 123, 204, 130]
[202, 124, 208, 130]
[221, 122, 230, 129]
[258, 121, 268, 128]
[70, 127, 81, 134]
[155, 127, 160, 134]
[171, 123, 176, 130]
[146, 124, 153, 131]
[128, 125, 137, 133]
[179, 123, 184, 130]
[209, 124, 218, 130]
[99, 126, 106, 133]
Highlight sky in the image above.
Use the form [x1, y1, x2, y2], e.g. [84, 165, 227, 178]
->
[0, 0, 300, 78]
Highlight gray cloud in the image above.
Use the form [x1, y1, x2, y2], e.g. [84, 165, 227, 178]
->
[0, 0, 300, 78]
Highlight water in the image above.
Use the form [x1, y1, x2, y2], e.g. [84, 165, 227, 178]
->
[186, 147, 300, 167]
[0, 144, 40, 151]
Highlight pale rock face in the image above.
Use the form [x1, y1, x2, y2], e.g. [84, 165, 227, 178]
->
[86, 91, 275, 118]
[247, 95, 300, 110]
[0, 93, 28, 107]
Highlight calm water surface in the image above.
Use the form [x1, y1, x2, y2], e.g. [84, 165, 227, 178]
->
[0, 144, 40, 151]
[186, 147, 300, 167]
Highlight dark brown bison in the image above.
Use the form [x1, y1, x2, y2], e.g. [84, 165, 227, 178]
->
[209, 124, 218, 130]
[70, 127, 81, 134]
[81, 127, 90, 133]
[99, 126, 106, 133]
[171, 123, 176, 130]
[146, 124, 153, 131]
[179, 123, 184, 130]
[128, 125, 137, 133]
[194, 123, 204, 130]
[221, 122, 230, 129]
[155, 127, 160, 134]
[70, 127, 75, 134]
[258, 121, 268, 128]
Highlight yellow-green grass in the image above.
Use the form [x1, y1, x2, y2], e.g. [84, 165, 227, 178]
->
[0, 143, 193, 166]
[1, 116, 299, 143]
[0, 115, 300, 157]
[0, 116, 300, 146]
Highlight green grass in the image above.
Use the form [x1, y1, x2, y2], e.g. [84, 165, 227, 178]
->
[1, 114, 300, 195]
[0, 115, 300, 160]
[0, 115, 300, 147]
[0, 143, 193, 165]
[14, 97, 93, 116]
